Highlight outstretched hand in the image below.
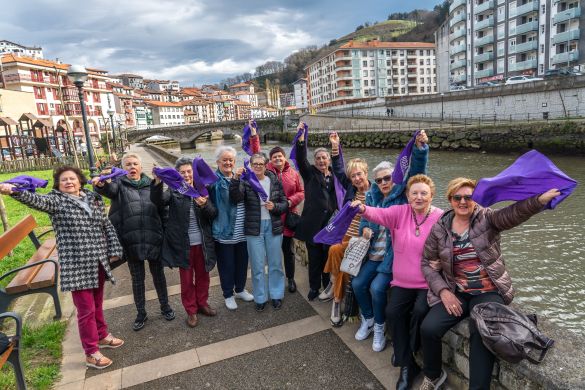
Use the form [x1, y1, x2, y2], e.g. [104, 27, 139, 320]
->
[538, 189, 561, 205]
[0, 183, 15, 195]
[415, 130, 428, 148]
[351, 199, 365, 213]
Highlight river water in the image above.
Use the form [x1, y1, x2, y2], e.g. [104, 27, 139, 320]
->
[166, 139, 585, 333]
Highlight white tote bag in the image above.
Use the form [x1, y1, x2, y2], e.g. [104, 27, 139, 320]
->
[340, 236, 370, 276]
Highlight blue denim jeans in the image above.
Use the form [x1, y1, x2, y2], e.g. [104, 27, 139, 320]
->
[246, 219, 284, 304]
[352, 260, 391, 324]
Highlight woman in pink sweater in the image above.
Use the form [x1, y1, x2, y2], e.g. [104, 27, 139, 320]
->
[353, 174, 443, 390]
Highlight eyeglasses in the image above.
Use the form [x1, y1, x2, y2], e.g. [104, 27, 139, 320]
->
[252, 162, 265, 167]
[375, 175, 392, 185]
[451, 194, 473, 202]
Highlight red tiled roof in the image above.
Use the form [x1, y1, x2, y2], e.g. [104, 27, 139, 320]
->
[144, 100, 183, 107]
[339, 40, 435, 49]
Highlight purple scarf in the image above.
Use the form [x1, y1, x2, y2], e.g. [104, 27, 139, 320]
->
[97, 167, 128, 182]
[313, 202, 360, 245]
[242, 159, 268, 202]
[392, 130, 421, 185]
[289, 123, 308, 171]
[333, 144, 347, 209]
[242, 120, 258, 156]
[472, 150, 577, 210]
[192, 157, 218, 197]
[2, 175, 48, 192]
[153, 167, 201, 198]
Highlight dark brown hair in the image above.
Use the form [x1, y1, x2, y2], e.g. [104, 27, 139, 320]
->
[52, 166, 88, 190]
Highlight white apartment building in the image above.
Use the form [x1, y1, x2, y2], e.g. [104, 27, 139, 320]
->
[147, 101, 185, 126]
[292, 78, 308, 109]
[306, 40, 437, 108]
[0, 40, 43, 58]
[441, 0, 583, 88]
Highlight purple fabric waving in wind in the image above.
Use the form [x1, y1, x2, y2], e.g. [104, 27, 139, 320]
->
[334, 143, 347, 208]
[313, 202, 360, 245]
[153, 167, 201, 198]
[391, 130, 421, 185]
[192, 157, 218, 197]
[472, 150, 577, 210]
[242, 120, 258, 156]
[97, 167, 128, 182]
[2, 175, 48, 192]
[289, 123, 308, 171]
[242, 159, 268, 202]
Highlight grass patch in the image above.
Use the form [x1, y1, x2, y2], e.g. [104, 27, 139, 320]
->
[0, 320, 67, 390]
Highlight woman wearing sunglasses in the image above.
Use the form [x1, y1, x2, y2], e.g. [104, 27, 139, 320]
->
[418, 178, 560, 390]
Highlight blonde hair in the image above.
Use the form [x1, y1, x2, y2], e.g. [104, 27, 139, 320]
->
[122, 152, 142, 165]
[406, 174, 436, 197]
[345, 158, 368, 177]
[446, 177, 477, 199]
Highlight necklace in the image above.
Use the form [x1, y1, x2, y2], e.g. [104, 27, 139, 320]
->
[411, 206, 432, 237]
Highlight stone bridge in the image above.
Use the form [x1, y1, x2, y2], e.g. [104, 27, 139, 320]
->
[126, 117, 287, 148]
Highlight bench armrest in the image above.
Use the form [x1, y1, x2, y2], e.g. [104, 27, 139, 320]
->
[0, 312, 22, 339]
[0, 259, 59, 283]
[36, 229, 54, 239]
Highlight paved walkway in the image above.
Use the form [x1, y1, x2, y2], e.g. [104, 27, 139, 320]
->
[54, 145, 424, 390]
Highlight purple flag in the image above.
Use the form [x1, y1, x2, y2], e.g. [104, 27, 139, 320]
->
[472, 150, 577, 210]
[97, 167, 128, 182]
[242, 159, 268, 202]
[192, 157, 218, 197]
[392, 130, 421, 185]
[333, 144, 347, 209]
[313, 202, 360, 245]
[2, 175, 48, 192]
[153, 167, 201, 198]
[242, 120, 258, 156]
[289, 123, 308, 171]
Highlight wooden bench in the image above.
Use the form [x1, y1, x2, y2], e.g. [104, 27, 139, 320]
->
[0, 215, 61, 319]
[0, 312, 26, 390]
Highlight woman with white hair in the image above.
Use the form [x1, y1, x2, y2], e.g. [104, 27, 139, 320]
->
[208, 145, 255, 310]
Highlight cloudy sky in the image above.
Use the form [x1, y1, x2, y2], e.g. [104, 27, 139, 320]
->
[3, 0, 439, 85]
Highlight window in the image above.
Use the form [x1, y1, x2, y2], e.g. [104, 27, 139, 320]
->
[364, 80, 369, 86]
[363, 60, 367, 67]
[369, 60, 374, 67]
[370, 70, 374, 77]
[363, 70, 368, 77]
[371, 80, 375, 86]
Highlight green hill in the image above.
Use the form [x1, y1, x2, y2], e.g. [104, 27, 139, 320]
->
[335, 20, 419, 45]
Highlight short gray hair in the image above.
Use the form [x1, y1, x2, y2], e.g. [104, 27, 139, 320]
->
[215, 145, 237, 161]
[250, 152, 268, 164]
[373, 161, 393, 176]
[175, 156, 193, 170]
[313, 147, 330, 159]
[122, 152, 142, 165]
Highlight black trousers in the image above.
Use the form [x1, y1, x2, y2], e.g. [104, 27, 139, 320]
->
[282, 236, 295, 279]
[386, 286, 429, 367]
[127, 259, 170, 317]
[215, 241, 249, 298]
[305, 241, 330, 291]
[420, 291, 504, 390]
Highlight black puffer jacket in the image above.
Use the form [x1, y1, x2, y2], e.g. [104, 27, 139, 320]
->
[150, 182, 217, 271]
[95, 174, 164, 262]
[229, 170, 287, 236]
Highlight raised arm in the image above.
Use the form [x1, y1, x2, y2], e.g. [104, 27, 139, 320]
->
[4, 186, 60, 214]
[359, 204, 401, 229]
[229, 168, 246, 203]
[93, 178, 120, 199]
[486, 190, 557, 232]
[295, 125, 312, 181]
[329, 132, 351, 189]
[150, 181, 171, 207]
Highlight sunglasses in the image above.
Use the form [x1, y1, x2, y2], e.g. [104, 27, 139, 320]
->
[375, 175, 392, 185]
[451, 194, 473, 202]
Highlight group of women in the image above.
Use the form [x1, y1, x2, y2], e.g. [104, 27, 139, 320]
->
[0, 120, 561, 390]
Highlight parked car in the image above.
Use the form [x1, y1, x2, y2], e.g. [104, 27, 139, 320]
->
[477, 81, 501, 87]
[544, 68, 583, 79]
[449, 85, 468, 91]
[505, 75, 544, 85]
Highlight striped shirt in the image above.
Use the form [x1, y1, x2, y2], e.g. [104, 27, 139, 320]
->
[217, 202, 246, 244]
[188, 202, 202, 246]
[452, 230, 497, 294]
[345, 192, 366, 238]
[368, 226, 387, 262]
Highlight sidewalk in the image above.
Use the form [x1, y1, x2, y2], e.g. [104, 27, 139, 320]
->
[54, 145, 421, 390]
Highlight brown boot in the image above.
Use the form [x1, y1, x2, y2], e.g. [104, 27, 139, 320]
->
[198, 305, 217, 317]
[186, 314, 198, 328]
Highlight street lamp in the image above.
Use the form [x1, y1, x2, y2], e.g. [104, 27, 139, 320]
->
[107, 109, 117, 154]
[67, 64, 97, 177]
[440, 93, 445, 121]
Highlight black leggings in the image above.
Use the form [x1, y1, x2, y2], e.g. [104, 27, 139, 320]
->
[282, 236, 295, 279]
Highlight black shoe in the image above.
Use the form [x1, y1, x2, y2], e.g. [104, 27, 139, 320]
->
[161, 308, 176, 321]
[272, 299, 282, 310]
[396, 362, 421, 390]
[288, 279, 297, 293]
[133, 314, 147, 331]
[255, 302, 266, 312]
[307, 289, 319, 301]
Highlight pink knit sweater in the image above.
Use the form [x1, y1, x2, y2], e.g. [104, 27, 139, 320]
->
[362, 204, 443, 289]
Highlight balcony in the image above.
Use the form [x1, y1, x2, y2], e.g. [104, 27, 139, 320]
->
[450, 59, 467, 70]
[509, 59, 537, 72]
[475, 67, 494, 78]
[450, 44, 467, 55]
[510, 40, 538, 54]
[450, 12, 467, 27]
[553, 7, 581, 24]
[475, 18, 494, 30]
[551, 50, 579, 64]
[475, 35, 494, 47]
[511, 1, 539, 18]
[450, 0, 466, 12]
[475, 52, 494, 62]
[474, 0, 495, 15]
[553, 28, 581, 44]
[450, 28, 467, 41]
[452, 73, 467, 82]
[510, 21, 539, 36]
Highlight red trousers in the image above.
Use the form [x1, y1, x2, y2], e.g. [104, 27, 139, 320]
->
[71, 266, 108, 355]
[180, 245, 210, 315]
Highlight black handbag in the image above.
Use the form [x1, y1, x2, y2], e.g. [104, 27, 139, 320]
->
[285, 210, 301, 230]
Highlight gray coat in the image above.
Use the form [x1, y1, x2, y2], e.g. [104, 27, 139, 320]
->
[11, 190, 123, 292]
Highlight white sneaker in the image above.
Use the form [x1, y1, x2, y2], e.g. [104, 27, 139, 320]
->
[318, 282, 333, 302]
[225, 296, 238, 310]
[235, 289, 254, 302]
[372, 323, 386, 352]
[330, 301, 341, 325]
[355, 315, 374, 341]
